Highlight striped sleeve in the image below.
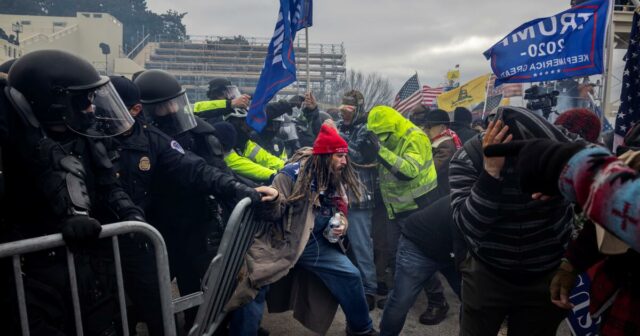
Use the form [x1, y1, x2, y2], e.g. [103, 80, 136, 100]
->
[449, 147, 507, 244]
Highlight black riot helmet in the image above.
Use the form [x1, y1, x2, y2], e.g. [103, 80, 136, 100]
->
[7, 50, 134, 137]
[207, 77, 241, 100]
[0, 59, 16, 74]
[134, 69, 196, 136]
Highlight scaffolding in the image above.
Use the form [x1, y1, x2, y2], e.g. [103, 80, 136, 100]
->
[140, 35, 346, 103]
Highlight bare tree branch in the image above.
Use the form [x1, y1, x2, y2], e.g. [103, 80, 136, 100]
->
[321, 69, 394, 112]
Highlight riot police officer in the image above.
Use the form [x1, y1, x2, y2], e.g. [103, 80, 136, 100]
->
[133, 70, 271, 331]
[2, 50, 145, 335]
[107, 75, 266, 335]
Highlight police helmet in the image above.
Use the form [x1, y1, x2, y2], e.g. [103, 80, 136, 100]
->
[207, 77, 240, 100]
[7, 50, 134, 137]
[0, 59, 16, 74]
[134, 69, 196, 136]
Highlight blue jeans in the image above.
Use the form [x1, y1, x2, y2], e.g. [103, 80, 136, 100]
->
[229, 286, 269, 336]
[299, 233, 373, 333]
[379, 236, 461, 336]
[346, 208, 378, 295]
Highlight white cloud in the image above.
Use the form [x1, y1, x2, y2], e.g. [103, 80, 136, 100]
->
[414, 35, 503, 58]
[145, 0, 572, 91]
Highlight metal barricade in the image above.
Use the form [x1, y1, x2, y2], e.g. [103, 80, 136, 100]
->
[187, 197, 265, 336]
[0, 197, 259, 336]
[0, 221, 176, 336]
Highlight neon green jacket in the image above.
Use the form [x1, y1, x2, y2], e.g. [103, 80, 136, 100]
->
[367, 106, 438, 219]
[223, 141, 285, 182]
[242, 140, 285, 171]
[194, 99, 228, 113]
[224, 150, 276, 183]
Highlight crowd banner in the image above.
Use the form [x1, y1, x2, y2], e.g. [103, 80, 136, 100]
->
[566, 272, 601, 336]
[483, 0, 610, 86]
[248, 0, 313, 132]
[437, 74, 490, 111]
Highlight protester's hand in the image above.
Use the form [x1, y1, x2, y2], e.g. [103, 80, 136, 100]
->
[332, 213, 348, 236]
[231, 94, 251, 109]
[255, 186, 279, 202]
[322, 118, 337, 130]
[60, 215, 102, 247]
[367, 131, 381, 152]
[484, 139, 585, 195]
[550, 260, 578, 310]
[482, 120, 513, 179]
[303, 92, 317, 111]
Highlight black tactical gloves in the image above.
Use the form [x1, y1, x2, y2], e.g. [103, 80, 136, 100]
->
[60, 215, 102, 247]
[232, 182, 262, 205]
[367, 131, 381, 152]
[484, 139, 585, 195]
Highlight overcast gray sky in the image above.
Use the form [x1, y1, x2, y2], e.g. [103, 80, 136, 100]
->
[147, 1, 572, 91]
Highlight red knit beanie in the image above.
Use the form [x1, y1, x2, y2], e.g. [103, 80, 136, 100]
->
[313, 124, 349, 154]
[554, 108, 601, 143]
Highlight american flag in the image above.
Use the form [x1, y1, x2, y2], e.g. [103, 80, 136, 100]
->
[614, 10, 640, 149]
[483, 94, 504, 116]
[393, 73, 422, 114]
[487, 74, 523, 97]
[422, 85, 445, 107]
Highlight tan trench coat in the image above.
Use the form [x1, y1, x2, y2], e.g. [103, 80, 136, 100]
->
[227, 158, 348, 335]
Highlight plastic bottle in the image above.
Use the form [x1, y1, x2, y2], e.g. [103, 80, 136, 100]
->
[323, 213, 341, 243]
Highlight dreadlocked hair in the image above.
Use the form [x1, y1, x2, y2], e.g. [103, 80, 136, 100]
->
[287, 153, 363, 203]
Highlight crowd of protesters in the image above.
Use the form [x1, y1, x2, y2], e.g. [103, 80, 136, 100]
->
[0, 49, 639, 336]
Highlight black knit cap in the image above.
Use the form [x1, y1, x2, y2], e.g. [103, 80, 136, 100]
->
[453, 107, 473, 124]
[109, 76, 140, 109]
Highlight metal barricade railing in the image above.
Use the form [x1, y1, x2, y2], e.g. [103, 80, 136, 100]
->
[188, 198, 264, 336]
[0, 221, 176, 336]
[0, 197, 259, 336]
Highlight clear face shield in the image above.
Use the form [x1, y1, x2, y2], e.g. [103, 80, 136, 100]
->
[143, 92, 197, 136]
[64, 81, 135, 138]
[223, 85, 241, 100]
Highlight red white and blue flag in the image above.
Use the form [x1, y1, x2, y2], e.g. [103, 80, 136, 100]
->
[393, 73, 422, 114]
[614, 10, 640, 149]
[422, 85, 445, 107]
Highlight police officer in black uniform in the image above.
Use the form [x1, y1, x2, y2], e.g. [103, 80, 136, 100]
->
[2, 50, 145, 336]
[107, 75, 266, 334]
[133, 70, 270, 331]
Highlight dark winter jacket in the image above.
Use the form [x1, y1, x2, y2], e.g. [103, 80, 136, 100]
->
[294, 106, 322, 148]
[449, 135, 574, 282]
[450, 122, 478, 144]
[338, 116, 378, 209]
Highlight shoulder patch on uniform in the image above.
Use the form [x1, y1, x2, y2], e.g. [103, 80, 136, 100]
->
[170, 140, 185, 154]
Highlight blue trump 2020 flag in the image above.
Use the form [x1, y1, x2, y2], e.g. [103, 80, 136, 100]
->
[248, 0, 313, 132]
[484, 0, 610, 86]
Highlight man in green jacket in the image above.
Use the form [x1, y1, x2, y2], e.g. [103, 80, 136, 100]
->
[366, 105, 439, 307]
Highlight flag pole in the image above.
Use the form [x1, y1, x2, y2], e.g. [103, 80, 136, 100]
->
[305, 27, 310, 93]
[601, 0, 615, 125]
[482, 75, 492, 119]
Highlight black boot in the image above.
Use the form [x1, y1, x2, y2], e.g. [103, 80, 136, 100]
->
[419, 300, 449, 325]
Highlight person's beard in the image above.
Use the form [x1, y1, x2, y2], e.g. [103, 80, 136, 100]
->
[329, 168, 344, 191]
